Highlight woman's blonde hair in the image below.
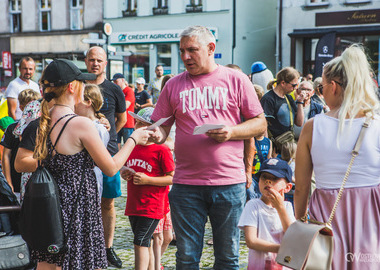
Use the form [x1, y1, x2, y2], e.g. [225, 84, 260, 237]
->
[267, 67, 299, 90]
[84, 84, 105, 120]
[323, 44, 380, 138]
[281, 142, 297, 164]
[34, 80, 84, 160]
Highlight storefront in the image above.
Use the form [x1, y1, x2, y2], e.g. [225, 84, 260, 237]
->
[108, 28, 218, 84]
[286, 8, 380, 82]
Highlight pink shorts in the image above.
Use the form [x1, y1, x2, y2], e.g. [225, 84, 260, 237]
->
[154, 211, 172, 234]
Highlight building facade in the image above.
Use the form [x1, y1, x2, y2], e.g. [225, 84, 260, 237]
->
[280, 0, 380, 80]
[0, 0, 103, 88]
[104, 0, 277, 84]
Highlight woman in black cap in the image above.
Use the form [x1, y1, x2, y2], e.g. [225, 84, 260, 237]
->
[18, 59, 151, 270]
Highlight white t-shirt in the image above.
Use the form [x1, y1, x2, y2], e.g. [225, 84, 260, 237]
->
[5, 77, 40, 120]
[93, 120, 110, 197]
[238, 199, 295, 270]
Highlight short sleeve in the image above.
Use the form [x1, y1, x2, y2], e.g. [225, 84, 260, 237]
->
[114, 84, 127, 113]
[19, 119, 39, 151]
[151, 82, 175, 126]
[159, 145, 175, 174]
[238, 199, 259, 230]
[239, 74, 264, 120]
[261, 92, 276, 118]
[285, 201, 296, 223]
[0, 123, 18, 149]
[5, 82, 18, 99]
[144, 90, 151, 100]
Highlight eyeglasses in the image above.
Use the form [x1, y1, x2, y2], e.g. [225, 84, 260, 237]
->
[317, 80, 342, 95]
[287, 82, 298, 89]
[299, 87, 313, 92]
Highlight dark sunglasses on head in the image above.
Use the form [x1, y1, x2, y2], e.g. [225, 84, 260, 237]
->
[317, 80, 342, 95]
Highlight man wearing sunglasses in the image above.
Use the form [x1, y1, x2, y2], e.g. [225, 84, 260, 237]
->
[260, 67, 305, 147]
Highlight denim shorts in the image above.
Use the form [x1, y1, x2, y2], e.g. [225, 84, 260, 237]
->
[102, 171, 121, 199]
[129, 216, 160, 247]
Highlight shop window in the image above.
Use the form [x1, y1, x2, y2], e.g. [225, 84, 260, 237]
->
[153, 0, 168, 15]
[70, 0, 83, 30]
[305, 0, 329, 6]
[344, 0, 371, 4]
[123, 0, 137, 17]
[122, 44, 149, 84]
[186, 0, 203, 13]
[40, 0, 51, 31]
[157, 44, 171, 74]
[9, 0, 22, 33]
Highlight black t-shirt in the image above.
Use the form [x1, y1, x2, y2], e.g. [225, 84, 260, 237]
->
[19, 118, 39, 152]
[260, 90, 297, 138]
[0, 122, 21, 192]
[99, 80, 126, 155]
[134, 90, 151, 113]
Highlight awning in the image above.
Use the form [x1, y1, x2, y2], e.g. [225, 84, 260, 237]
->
[288, 25, 380, 38]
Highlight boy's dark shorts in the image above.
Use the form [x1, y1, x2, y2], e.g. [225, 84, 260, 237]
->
[129, 216, 160, 247]
[102, 171, 121, 198]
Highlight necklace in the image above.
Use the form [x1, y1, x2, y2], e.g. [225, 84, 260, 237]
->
[54, 104, 74, 111]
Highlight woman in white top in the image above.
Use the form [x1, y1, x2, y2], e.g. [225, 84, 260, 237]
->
[295, 44, 380, 270]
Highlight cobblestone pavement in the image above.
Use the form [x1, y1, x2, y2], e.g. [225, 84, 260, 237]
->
[108, 180, 249, 270]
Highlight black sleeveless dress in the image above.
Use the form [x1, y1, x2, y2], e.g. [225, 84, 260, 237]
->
[31, 115, 107, 269]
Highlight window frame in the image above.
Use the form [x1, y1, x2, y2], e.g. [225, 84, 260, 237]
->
[70, 0, 83, 30]
[9, 0, 22, 33]
[39, 0, 51, 31]
[344, 0, 371, 4]
[305, 0, 329, 7]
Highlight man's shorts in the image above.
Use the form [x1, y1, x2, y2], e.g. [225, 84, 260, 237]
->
[129, 216, 160, 247]
[102, 171, 122, 198]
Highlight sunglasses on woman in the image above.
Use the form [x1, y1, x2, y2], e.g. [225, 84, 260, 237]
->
[317, 80, 342, 95]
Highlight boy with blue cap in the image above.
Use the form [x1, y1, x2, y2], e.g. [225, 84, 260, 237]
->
[238, 158, 295, 270]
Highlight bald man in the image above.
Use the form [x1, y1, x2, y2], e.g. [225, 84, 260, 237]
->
[85, 46, 126, 268]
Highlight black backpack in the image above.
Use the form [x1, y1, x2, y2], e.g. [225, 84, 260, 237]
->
[19, 114, 84, 254]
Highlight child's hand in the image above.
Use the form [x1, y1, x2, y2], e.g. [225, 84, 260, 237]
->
[120, 166, 135, 181]
[267, 187, 285, 211]
[99, 117, 111, 132]
[133, 172, 150, 185]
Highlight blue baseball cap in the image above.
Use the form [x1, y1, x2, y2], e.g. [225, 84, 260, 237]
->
[251, 61, 267, 74]
[256, 158, 292, 183]
[111, 73, 125, 81]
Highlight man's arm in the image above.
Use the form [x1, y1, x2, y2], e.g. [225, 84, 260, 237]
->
[206, 113, 266, 143]
[294, 103, 305, 127]
[115, 112, 127, 133]
[7, 98, 17, 120]
[244, 138, 255, 189]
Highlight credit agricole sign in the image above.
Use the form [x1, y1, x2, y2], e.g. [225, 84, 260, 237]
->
[110, 28, 218, 44]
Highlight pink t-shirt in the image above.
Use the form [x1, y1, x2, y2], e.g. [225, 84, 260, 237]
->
[152, 65, 263, 186]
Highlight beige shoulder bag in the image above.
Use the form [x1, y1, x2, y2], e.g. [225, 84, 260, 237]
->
[276, 115, 372, 270]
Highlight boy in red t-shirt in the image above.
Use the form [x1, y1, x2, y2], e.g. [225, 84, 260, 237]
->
[121, 107, 174, 270]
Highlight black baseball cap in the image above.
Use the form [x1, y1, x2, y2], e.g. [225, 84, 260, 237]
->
[42, 59, 96, 87]
[256, 158, 292, 183]
[112, 73, 125, 81]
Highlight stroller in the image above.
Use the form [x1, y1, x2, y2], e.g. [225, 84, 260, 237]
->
[0, 171, 35, 270]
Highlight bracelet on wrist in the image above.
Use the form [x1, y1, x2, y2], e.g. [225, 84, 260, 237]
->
[296, 101, 304, 105]
[128, 136, 137, 146]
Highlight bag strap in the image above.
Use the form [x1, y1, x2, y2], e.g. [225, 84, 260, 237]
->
[284, 95, 294, 131]
[326, 114, 372, 226]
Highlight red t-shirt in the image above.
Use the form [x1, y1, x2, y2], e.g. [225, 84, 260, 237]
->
[123, 86, 135, 128]
[124, 144, 175, 219]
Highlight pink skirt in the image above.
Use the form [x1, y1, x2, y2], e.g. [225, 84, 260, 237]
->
[309, 184, 380, 270]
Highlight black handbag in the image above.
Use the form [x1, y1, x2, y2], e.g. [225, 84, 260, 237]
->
[19, 114, 85, 255]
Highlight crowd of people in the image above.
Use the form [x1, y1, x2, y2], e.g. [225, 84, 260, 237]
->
[0, 24, 379, 270]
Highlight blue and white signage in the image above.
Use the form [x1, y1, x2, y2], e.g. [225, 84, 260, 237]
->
[110, 28, 218, 44]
